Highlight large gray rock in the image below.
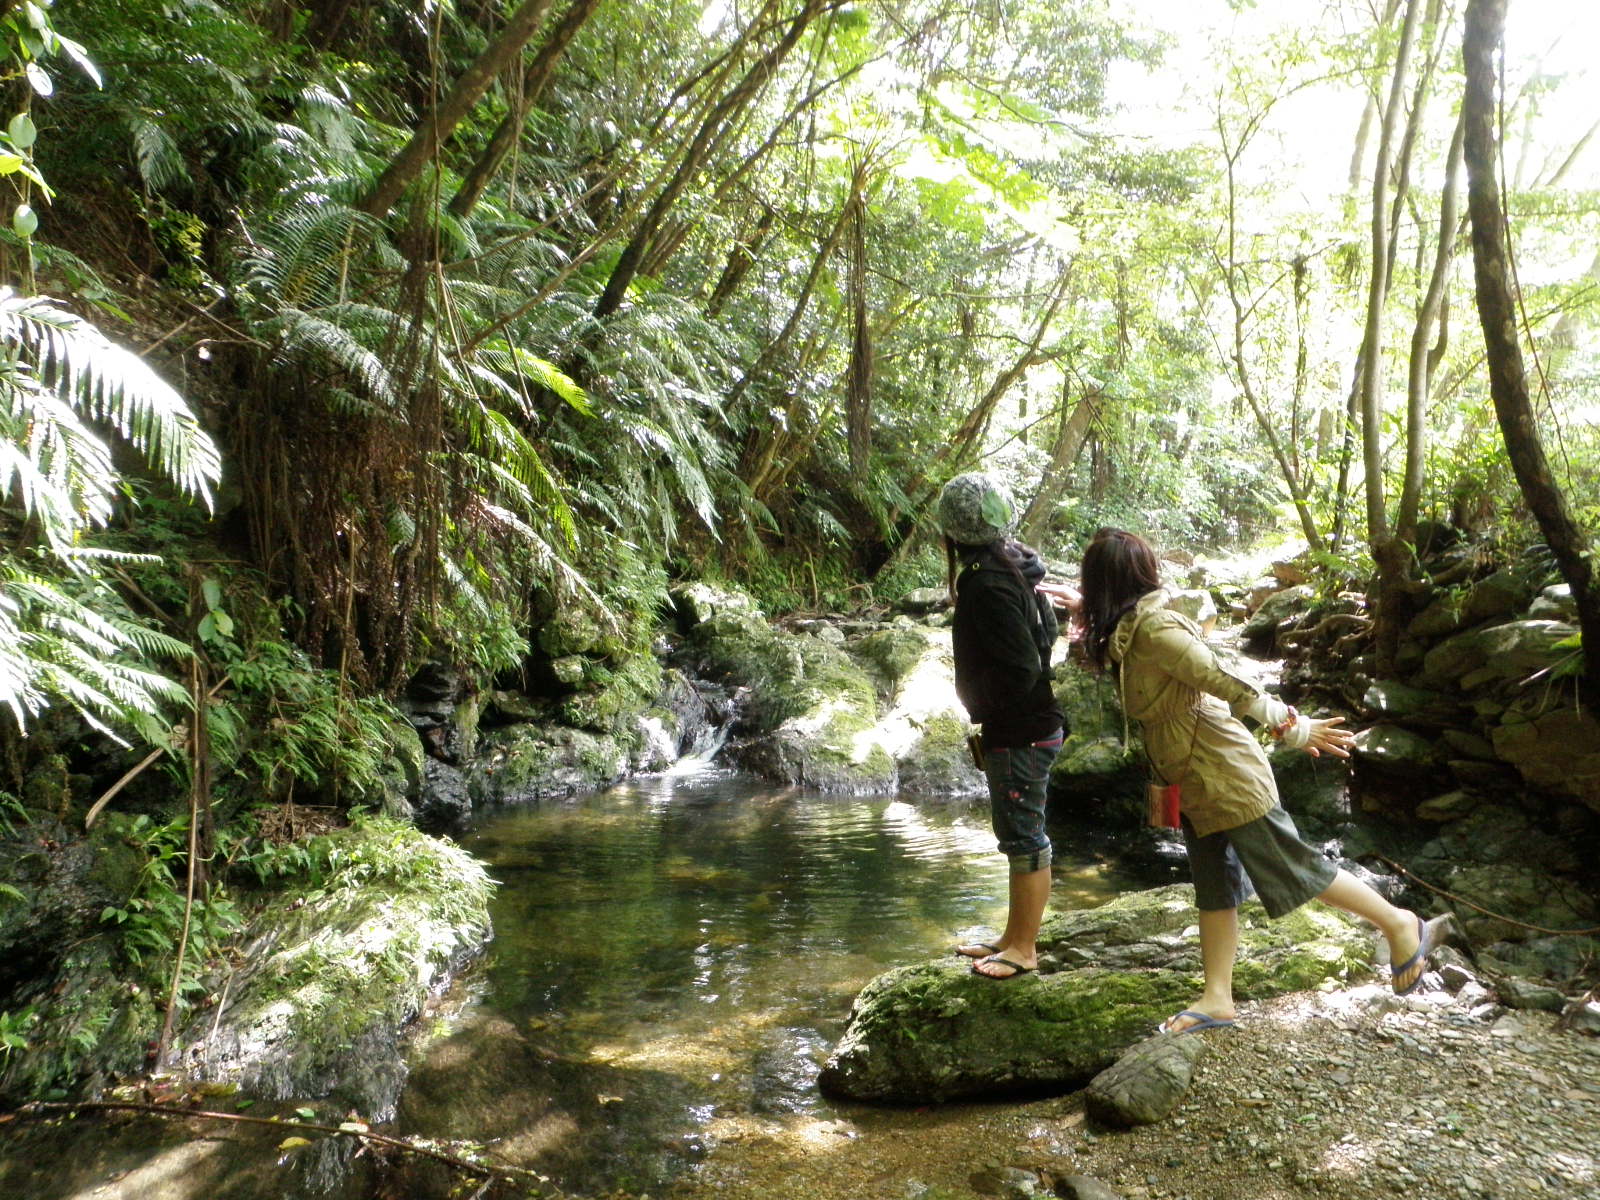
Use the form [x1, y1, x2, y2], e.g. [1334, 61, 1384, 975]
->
[1361, 681, 1467, 728]
[817, 885, 1374, 1104]
[1528, 583, 1577, 622]
[1350, 724, 1440, 778]
[1165, 589, 1217, 633]
[1241, 585, 1315, 648]
[1084, 1032, 1211, 1127]
[1460, 569, 1536, 624]
[1268, 743, 1351, 838]
[1490, 701, 1600, 811]
[468, 724, 630, 806]
[1418, 620, 1578, 690]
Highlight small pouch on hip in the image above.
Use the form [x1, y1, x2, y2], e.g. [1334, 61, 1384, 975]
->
[966, 730, 986, 771]
[1147, 781, 1181, 829]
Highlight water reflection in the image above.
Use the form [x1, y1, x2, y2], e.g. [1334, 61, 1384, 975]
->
[397, 769, 1136, 1194]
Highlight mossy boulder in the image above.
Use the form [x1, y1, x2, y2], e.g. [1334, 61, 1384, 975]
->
[1241, 584, 1314, 648]
[1268, 742, 1351, 838]
[819, 885, 1372, 1103]
[180, 819, 492, 1119]
[1350, 723, 1441, 779]
[1049, 660, 1141, 802]
[347, 714, 427, 821]
[0, 937, 160, 1104]
[676, 584, 904, 791]
[469, 724, 631, 804]
[851, 628, 933, 698]
[1418, 620, 1577, 690]
[896, 712, 985, 796]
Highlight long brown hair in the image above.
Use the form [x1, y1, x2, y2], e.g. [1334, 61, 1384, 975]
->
[1081, 528, 1162, 670]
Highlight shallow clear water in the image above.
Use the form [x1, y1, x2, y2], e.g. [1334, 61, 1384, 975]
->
[393, 765, 1143, 1195]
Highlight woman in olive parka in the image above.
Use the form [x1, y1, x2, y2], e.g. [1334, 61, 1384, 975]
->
[1067, 528, 1436, 1033]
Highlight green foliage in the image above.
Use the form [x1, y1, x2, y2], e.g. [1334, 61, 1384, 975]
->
[98, 812, 241, 996]
[0, 1005, 38, 1060]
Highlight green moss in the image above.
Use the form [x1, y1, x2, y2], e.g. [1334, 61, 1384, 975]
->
[188, 818, 493, 1104]
[850, 628, 931, 695]
[824, 885, 1379, 1103]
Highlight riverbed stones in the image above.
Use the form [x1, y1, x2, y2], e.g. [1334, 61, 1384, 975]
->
[819, 885, 1373, 1104]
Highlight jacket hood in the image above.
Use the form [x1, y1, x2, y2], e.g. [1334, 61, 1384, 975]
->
[1108, 588, 1168, 664]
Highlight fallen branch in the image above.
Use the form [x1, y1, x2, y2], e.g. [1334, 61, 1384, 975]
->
[8, 1100, 558, 1190]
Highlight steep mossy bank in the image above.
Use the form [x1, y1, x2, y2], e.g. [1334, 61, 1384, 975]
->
[0, 817, 491, 1116]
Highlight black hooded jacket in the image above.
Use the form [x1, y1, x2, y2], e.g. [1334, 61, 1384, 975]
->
[951, 542, 1065, 749]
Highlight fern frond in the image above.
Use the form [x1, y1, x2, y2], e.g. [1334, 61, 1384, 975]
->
[128, 117, 188, 192]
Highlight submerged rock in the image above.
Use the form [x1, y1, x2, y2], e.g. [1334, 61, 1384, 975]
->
[818, 885, 1373, 1103]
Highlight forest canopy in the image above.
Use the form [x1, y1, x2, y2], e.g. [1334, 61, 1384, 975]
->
[1, 0, 1596, 734]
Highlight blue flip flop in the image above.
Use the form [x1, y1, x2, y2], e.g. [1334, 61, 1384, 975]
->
[1391, 915, 1433, 995]
[1160, 1009, 1236, 1035]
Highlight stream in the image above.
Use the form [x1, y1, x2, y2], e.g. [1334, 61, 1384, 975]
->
[0, 763, 1153, 1200]
[391, 762, 1146, 1196]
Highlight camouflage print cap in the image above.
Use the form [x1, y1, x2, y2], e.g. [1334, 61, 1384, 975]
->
[936, 472, 1015, 546]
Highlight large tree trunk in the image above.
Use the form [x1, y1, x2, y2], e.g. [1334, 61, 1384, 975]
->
[1361, 0, 1424, 675]
[359, 0, 557, 218]
[1462, 0, 1600, 707]
[447, 0, 602, 219]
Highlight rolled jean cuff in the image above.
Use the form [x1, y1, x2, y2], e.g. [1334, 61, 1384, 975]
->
[1008, 845, 1053, 875]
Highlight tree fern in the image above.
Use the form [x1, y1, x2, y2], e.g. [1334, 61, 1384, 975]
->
[0, 290, 218, 735]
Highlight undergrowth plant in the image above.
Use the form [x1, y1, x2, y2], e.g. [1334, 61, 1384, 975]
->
[99, 812, 241, 999]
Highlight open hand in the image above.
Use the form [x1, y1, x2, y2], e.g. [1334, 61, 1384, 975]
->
[1036, 581, 1082, 615]
[1304, 716, 1355, 759]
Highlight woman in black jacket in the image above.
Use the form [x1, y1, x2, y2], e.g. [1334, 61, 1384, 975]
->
[938, 472, 1069, 980]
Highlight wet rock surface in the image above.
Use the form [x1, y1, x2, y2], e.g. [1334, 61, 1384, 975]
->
[819, 886, 1375, 1104]
[670, 981, 1600, 1200]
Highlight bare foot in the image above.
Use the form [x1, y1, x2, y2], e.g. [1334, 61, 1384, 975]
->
[1388, 914, 1431, 995]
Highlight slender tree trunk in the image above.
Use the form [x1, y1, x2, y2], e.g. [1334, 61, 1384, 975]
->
[1362, 0, 1425, 675]
[593, 0, 836, 319]
[706, 206, 776, 316]
[1361, 0, 1425, 545]
[447, 0, 602, 219]
[1397, 111, 1465, 541]
[1019, 381, 1102, 544]
[360, 0, 557, 218]
[1462, 0, 1600, 707]
[844, 161, 874, 483]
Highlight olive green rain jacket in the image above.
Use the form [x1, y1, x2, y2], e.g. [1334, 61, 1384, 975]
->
[1110, 590, 1289, 838]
